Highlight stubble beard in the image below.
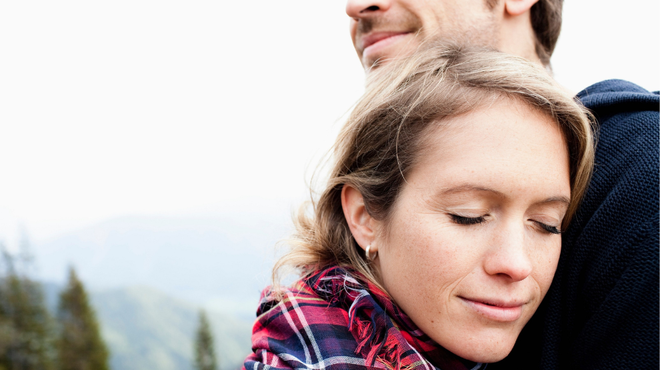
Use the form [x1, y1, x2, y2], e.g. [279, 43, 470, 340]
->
[359, 12, 500, 70]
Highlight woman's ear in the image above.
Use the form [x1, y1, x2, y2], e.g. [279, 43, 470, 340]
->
[504, 0, 539, 16]
[341, 185, 376, 253]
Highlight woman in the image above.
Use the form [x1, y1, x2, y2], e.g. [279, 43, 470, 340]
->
[243, 44, 595, 369]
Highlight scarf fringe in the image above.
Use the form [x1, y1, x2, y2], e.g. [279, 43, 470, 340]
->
[347, 283, 403, 369]
[307, 267, 472, 370]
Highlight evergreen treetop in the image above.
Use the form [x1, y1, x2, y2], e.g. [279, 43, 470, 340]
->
[194, 310, 217, 370]
[56, 267, 109, 370]
[0, 245, 56, 370]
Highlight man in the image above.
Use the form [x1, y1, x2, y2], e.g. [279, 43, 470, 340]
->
[347, 0, 557, 69]
[346, 1, 659, 369]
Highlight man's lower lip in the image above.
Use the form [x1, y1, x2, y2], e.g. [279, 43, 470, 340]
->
[362, 33, 410, 64]
[461, 298, 523, 322]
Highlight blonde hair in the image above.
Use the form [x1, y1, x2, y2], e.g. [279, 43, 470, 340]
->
[273, 43, 595, 292]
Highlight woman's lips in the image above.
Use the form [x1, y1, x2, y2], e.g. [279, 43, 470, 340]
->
[460, 297, 524, 322]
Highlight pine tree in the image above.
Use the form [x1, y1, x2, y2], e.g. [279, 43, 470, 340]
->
[0, 246, 56, 370]
[193, 310, 217, 370]
[56, 267, 109, 370]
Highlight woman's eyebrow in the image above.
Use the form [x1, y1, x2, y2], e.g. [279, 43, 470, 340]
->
[438, 184, 505, 197]
[437, 185, 570, 205]
[539, 196, 571, 205]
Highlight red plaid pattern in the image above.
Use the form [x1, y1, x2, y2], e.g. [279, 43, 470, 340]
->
[243, 266, 486, 370]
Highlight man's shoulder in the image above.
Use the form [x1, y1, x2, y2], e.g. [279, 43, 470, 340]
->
[575, 79, 658, 170]
[570, 79, 657, 217]
[576, 79, 659, 121]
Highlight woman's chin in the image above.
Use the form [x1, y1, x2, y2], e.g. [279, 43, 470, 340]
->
[445, 336, 516, 364]
[463, 350, 511, 364]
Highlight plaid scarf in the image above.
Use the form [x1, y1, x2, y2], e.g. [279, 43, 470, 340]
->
[244, 266, 486, 370]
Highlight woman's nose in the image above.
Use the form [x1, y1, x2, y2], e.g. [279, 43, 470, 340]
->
[483, 229, 533, 282]
[346, 0, 392, 19]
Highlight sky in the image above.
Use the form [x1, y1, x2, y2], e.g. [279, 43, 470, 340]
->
[0, 0, 658, 248]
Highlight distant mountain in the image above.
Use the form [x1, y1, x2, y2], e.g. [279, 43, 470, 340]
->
[33, 213, 293, 308]
[44, 283, 253, 370]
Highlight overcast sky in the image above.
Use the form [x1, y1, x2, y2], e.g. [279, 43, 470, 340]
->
[0, 0, 658, 247]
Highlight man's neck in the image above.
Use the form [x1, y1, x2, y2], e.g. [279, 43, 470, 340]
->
[499, 10, 543, 66]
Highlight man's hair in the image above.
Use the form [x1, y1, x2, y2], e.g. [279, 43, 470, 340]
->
[531, 0, 563, 65]
[272, 42, 594, 292]
[486, 0, 563, 66]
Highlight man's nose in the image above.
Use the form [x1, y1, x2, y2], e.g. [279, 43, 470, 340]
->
[346, 0, 392, 19]
[483, 227, 534, 282]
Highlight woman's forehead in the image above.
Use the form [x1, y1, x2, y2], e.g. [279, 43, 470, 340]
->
[400, 98, 571, 201]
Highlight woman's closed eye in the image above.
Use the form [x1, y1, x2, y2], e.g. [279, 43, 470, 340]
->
[450, 214, 486, 225]
[534, 221, 561, 235]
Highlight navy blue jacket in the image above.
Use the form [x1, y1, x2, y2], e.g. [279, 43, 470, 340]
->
[495, 80, 659, 369]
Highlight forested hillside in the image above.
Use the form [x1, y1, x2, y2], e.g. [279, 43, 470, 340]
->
[43, 284, 253, 370]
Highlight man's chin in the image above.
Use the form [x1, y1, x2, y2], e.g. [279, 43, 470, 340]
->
[362, 52, 400, 71]
[361, 39, 418, 72]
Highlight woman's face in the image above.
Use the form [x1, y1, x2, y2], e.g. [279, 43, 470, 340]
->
[372, 98, 570, 363]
